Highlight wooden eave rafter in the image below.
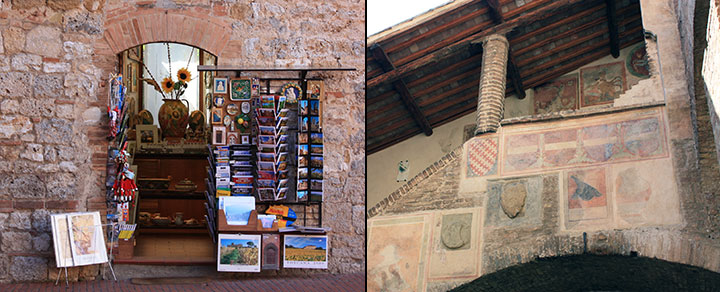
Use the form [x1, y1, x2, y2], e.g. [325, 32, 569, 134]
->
[369, 43, 433, 136]
[605, 0, 621, 58]
[367, 0, 584, 88]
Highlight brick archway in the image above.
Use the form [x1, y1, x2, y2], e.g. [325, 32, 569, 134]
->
[102, 8, 232, 56]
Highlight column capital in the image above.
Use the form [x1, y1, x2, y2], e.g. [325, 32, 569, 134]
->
[481, 34, 509, 47]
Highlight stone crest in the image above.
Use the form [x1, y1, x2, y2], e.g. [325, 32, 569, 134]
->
[440, 213, 472, 250]
[500, 181, 527, 219]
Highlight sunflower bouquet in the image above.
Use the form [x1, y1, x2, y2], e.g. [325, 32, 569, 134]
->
[159, 67, 192, 99]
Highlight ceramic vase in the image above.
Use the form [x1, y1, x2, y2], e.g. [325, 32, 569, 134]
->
[157, 99, 189, 139]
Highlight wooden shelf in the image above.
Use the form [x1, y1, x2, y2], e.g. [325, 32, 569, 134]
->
[139, 189, 205, 200]
[134, 153, 208, 159]
[138, 225, 208, 235]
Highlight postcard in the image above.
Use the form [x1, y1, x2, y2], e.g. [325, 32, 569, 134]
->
[310, 155, 323, 168]
[276, 188, 288, 200]
[297, 179, 308, 191]
[309, 191, 323, 202]
[258, 161, 275, 172]
[298, 156, 308, 168]
[257, 116, 275, 127]
[283, 235, 328, 269]
[299, 100, 309, 115]
[310, 179, 323, 191]
[310, 168, 323, 180]
[298, 145, 309, 156]
[300, 116, 308, 132]
[298, 167, 308, 179]
[278, 170, 289, 180]
[260, 95, 275, 109]
[277, 144, 289, 153]
[220, 196, 255, 225]
[310, 133, 323, 144]
[258, 135, 276, 146]
[257, 108, 275, 118]
[276, 152, 288, 163]
[257, 152, 275, 163]
[258, 170, 276, 181]
[278, 179, 288, 189]
[309, 116, 320, 132]
[310, 144, 323, 155]
[258, 126, 275, 136]
[298, 133, 308, 144]
[276, 117, 289, 128]
[257, 179, 275, 188]
[276, 161, 288, 171]
[258, 188, 275, 201]
[297, 191, 308, 201]
[217, 234, 261, 272]
[309, 100, 319, 115]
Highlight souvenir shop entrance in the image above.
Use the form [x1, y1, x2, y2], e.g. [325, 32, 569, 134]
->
[107, 42, 352, 271]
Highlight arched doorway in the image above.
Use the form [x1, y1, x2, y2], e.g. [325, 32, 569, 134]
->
[451, 254, 720, 291]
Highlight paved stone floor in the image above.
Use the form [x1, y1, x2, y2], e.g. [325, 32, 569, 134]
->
[0, 273, 365, 291]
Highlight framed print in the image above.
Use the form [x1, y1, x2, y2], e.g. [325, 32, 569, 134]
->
[230, 78, 252, 101]
[136, 124, 158, 145]
[211, 109, 223, 124]
[300, 116, 309, 132]
[204, 71, 213, 89]
[283, 235, 328, 269]
[297, 190, 308, 201]
[67, 212, 108, 266]
[214, 95, 226, 107]
[50, 214, 73, 268]
[214, 77, 228, 94]
[217, 233, 261, 272]
[241, 135, 250, 144]
[212, 126, 227, 145]
[280, 83, 302, 103]
[307, 80, 324, 100]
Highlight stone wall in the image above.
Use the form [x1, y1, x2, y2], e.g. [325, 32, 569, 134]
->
[367, 1, 720, 291]
[0, 0, 364, 283]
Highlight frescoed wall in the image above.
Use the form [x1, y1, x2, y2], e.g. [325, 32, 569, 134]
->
[367, 0, 720, 290]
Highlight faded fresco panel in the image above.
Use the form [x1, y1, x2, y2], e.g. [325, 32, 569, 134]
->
[543, 128, 579, 167]
[611, 159, 681, 227]
[368, 214, 431, 292]
[580, 61, 626, 107]
[466, 136, 498, 178]
[428, 208, 482, 280]
[534, 73, 578, 114]
[485, 176, 543, 228]
[567, 167, 610, 223]
[503, 133, 541, 173]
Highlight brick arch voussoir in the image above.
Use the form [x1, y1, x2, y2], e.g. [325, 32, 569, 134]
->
[103, 10, 232, 57]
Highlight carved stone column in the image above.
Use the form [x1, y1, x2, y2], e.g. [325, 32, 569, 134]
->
[475, 34, 509, 135]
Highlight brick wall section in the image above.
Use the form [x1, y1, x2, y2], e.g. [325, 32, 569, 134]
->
[367, 146, 465, 218]
[0, 0, 364, 283]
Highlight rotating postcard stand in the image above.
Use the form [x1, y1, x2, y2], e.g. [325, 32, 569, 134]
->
[50, 212, 117, 287]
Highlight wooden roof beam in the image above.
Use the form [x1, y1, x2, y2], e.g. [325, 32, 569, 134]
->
[367, 0, 585, 88]
[605, 0, 620, 58]
[487, 0, 504, 24]
[369, 43, 433, 136]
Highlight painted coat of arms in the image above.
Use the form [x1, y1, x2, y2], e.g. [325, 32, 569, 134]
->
[466, 137, 498, 177]
[580, 62, 626, 107]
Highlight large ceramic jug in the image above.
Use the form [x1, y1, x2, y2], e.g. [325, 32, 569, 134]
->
[157, 99, 189, 139]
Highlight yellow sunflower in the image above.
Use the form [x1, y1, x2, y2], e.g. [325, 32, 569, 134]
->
[161, 77, 174, 93]
[177, 68, 191, 83]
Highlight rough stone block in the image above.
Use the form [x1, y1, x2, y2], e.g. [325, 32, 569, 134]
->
[25, 26, 62, 58]
[9, 256, 47, 281]
[31, 209, 51, 232]
[1, 231, 32, 252]
[36, 118, 73, 145]
[2, 27, 25, 55]
[45, 173, 77, 199]
[6, 174, 46, 199]
[11, 0, 44, 10]
[10, 53, 42, 71]
[32, 233, 51, 252]
[0, 72, 33, 97]
[19, 143, 43, 162]
[8, 211, 31, 229]
[34, 74, 64, 99]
